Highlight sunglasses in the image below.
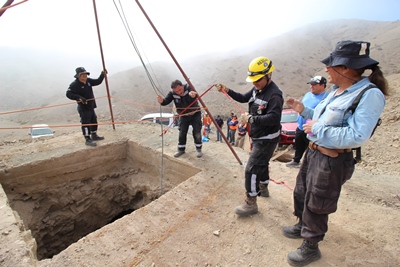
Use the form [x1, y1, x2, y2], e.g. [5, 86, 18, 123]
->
[254, 76, 265, 83]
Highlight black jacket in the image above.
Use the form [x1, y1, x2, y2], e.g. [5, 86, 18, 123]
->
[227, 81, 283, 141]
[66, 73, 105, 110]
[160, 84, 200, 115]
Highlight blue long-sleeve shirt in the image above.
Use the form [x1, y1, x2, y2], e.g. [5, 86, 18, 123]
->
[301, 77, 385, 149]
[297, 91, 328, 130]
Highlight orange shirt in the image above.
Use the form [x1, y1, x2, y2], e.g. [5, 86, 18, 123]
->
[203, 116, 211, 126]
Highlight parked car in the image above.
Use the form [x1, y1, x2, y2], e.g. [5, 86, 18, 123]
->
[279, 109, 298, 146]
[140, 113, 178, 127]
[29, 124, 55, 139]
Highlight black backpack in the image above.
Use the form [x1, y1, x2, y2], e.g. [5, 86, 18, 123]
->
[344, 85, 382, 162]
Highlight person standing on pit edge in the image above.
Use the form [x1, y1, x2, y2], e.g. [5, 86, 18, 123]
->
[157, 79, 203, 158]
[283, 40, 388, 266]
[286, 75, 328, 168]
[66, 67, 107, 147]
[216, 56, 283, 216]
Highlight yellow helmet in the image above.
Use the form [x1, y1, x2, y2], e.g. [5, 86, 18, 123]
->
[246, 56, 275, 82]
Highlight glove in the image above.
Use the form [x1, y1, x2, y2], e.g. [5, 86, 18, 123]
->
[240, 112, 251, 124]
[215, 83, 229, 93]
[79, 97, 87, 104]
[102, 69, 108, 75]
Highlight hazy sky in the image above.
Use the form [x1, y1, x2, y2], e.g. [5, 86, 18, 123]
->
[1, 0, 399, 70]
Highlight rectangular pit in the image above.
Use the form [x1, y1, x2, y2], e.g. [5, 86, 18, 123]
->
[0, 140, 200, 260]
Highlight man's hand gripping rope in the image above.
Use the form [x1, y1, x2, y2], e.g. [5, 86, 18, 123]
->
[160, 84, 215, 136]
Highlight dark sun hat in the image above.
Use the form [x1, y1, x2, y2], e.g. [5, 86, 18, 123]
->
[321, 40, 379, 69]
[74, 67, 90, 78]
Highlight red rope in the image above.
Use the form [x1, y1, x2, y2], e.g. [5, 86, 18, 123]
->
[270, 178, 294, 191]
[160, 84, 214, 136]
[220, 88, 245, 115]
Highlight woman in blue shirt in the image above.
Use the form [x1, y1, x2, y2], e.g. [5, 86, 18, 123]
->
[283, 40, 389, 266]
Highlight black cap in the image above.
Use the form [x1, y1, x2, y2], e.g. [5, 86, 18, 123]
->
[307, 75, 327, 85]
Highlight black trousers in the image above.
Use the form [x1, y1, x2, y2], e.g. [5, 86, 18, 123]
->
[244, 140, 277, 197]
[293, 127, 309, 163]
[293, 148, 356, 243]
[77, 106, 98, 137]
[177, 112, 202, 151]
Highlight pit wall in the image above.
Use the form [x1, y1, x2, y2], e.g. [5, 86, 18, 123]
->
[0, 140, 200, 263]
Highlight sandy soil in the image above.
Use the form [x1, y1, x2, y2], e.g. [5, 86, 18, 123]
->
[0, 113, 399, 267]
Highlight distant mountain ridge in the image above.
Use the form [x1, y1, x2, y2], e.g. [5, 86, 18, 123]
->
[1, 19, 399, 125]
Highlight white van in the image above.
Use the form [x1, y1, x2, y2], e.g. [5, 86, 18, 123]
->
[29, 124, 55, 138]
[140, 113, 178, 127]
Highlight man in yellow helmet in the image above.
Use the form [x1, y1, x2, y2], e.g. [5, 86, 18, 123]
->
[216, 56, 284, 216]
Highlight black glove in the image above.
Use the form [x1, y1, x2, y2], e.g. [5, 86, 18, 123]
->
[79, 97, 87, 104]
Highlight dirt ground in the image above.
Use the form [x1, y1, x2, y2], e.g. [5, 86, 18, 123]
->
[0, 110, 400, 267]
[0, 74, 400, 267]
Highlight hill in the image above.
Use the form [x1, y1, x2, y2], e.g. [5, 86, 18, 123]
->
[1, 19, 400, 127]
[0, 19, 400, 267]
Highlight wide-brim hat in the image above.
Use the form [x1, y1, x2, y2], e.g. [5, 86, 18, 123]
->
[74, 67, 90, 78]
[320, 40, 379, 69]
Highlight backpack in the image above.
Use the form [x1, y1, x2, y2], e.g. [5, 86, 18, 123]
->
[344, 85, 382, 162]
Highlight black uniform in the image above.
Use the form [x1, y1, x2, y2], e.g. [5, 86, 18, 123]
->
[160, 84, 202, 152]
[228, 81, 283, 196]
[66, 73, 104, 137]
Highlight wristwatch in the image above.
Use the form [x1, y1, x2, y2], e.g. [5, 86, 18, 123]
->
[248, 115, 254, 124]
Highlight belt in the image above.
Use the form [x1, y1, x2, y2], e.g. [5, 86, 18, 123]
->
[309, 142, 352, 158]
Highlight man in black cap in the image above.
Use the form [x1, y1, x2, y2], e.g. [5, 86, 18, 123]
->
[286, 75, 328, 168]
[283, 40, 388, 266]
[66, 67, 107, 147]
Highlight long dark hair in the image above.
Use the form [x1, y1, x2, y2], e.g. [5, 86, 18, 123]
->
[357, 65, 389, 96]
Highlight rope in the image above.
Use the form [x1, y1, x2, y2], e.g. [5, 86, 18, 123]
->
[0, 0, 28, 13]
[270, 178, 293, 191]
[112, 0, 163, 96]
[160, 84, 214, 136]
[220, 88, 245, 115]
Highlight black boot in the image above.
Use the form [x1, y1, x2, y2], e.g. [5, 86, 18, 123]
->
[91, 132, 104, 141]
[287, 239, 321, 266]
[85, 137, 96, 147]
[282, 220, 302, 239]
[259, 183, 269, 197]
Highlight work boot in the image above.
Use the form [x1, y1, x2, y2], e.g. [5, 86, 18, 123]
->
[282, 220, 302, 239]
[287, 239, 321, 266]
[91, 133, 104, 141]
[286, 160, 300, 168]
[234, 194, 258, 216]
[259, 183, 269, 197]
[85, 138, 97, 147]
[196, 149, 203, 158]
[174, 151, 185, 157]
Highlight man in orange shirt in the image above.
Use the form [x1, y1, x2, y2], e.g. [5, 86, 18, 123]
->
[228, 115, 238, 145]
[203, 113, 212, 138]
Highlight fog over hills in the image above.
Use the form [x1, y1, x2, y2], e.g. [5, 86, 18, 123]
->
[1, 19, 399, 127]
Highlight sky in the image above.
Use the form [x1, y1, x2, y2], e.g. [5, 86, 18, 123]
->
[1, 0, 399, 72]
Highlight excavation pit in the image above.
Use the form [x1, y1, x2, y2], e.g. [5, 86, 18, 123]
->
[0, 140, 200, 260]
